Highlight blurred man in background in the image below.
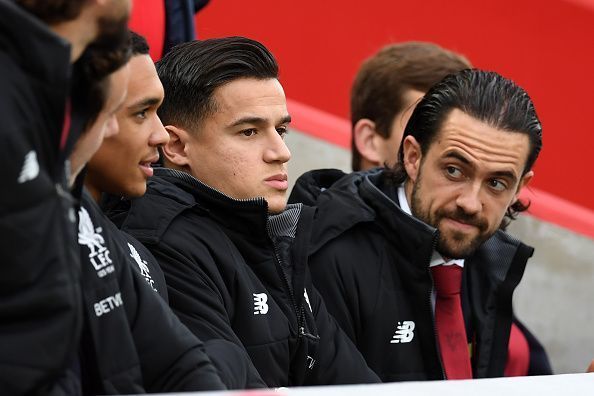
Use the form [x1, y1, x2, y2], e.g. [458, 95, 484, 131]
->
[0, 0, 131, 393]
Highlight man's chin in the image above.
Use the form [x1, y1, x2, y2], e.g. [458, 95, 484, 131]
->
[267, 196, 288, 214]
[437, 236, 480, 259]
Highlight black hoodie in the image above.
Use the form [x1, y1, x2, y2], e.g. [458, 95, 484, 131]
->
[107, 167, 380, 388]
[289, 168, 552, 381]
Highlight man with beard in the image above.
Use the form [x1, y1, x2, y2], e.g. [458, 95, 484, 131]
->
[290, 69, 551, 381]
[0, 0, 130, 394]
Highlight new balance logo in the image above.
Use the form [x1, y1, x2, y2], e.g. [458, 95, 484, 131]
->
[391, 321, 415, 344]
[17, 150, 39, 183]
[253, 293, 269, 315]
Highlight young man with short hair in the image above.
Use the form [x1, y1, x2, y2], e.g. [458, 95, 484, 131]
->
[109, 36, 379, 388]
[0, 0, 130, 393]
[71, 32, 226, 394]
[290, 69, 552, 381]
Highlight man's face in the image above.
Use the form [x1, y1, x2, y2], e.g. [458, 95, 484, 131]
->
[69, 64, 130, 183]
[181, 77, 291, 213]
[87, 54, 167, 197]
[404, 109, 533, 258]
[377, 88, 425, 168]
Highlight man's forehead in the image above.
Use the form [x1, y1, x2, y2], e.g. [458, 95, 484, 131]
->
[125, 55, 164, 105]
[430, 109, 530, 174]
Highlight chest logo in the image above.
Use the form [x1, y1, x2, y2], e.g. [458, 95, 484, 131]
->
[391, 320, 415, 344]
[78, 207, 114, 278]
[128, 242, 157, 292]
[253, 293, 269, 315]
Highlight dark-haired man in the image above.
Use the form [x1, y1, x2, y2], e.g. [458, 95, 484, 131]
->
[108, 36, 379, 388]
[0, 0, 130, 393]
[69, 32, 226, 394]
[290, 69, 552, 381]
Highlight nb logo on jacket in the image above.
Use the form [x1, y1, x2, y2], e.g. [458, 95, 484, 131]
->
[391, 321, 415, 344]
[253, 293, 269, 315]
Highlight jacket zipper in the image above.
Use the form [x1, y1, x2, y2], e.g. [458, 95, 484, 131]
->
[271, 241, 305, 335]
[427, 231, 447, 380]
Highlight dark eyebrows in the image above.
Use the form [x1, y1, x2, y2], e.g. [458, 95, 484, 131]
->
[444, 150, 518, 182]
[128, 97, 162, 111]
[444, 150, 471, 165]
[228, 114, 292, 128]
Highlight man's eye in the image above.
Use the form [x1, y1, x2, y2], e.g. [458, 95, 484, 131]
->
[276, 126, 288, 138]
[241, 129, 257, 137]
[135, 110, 148, 120]
[488, 179, 507, 192]
[445, 166, 463, 178]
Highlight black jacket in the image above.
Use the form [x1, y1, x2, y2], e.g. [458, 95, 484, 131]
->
[108, 168, 380, 388]
[78, 191, 225, 394]
[289, 168, 552, 382]
[0, 1, 82, 393]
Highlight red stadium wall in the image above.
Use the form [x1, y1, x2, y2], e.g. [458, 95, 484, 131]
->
[193, 0, 594, 218]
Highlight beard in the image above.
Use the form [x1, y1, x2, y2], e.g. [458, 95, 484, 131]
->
[410, 171, 491, 259]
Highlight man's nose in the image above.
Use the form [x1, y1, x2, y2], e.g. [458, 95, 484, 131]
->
[455, 182, 482, 215]
[263, 130, 291, 163]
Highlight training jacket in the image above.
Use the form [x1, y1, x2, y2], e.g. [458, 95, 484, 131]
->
[78, 190, 225, 394]
[289, 168, 552, 382]
[0, 1, 82, 394]
[108, 167, 380, 388]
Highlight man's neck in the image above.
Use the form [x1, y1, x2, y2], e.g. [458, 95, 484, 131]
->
[84, 182, 102, 204]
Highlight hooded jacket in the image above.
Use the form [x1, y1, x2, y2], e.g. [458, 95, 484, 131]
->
[289, 168, 552, 382]
[108, 167, 380, 388]
[0, 1, 82, 393]
[77, 190, 225, 394]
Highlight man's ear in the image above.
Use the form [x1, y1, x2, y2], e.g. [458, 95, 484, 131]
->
[512, 170, 534, 205]
[162, 125, 191, 168]
[402, 135, 422, 183]
[353, 119, 383, 167]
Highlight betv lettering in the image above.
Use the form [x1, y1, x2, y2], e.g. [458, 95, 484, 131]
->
[391, 321, 415, 344]
[94, 292, 123, 317]
[253, 293, 269, 315]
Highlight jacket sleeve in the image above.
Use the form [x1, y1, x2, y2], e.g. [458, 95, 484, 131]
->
[146, 237, 267, 389]
[0, 113, 82, 394]
[122, 258, 226, 391]
[306, 282, 380, 384]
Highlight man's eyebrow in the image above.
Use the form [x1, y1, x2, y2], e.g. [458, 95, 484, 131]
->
[444, 150, 518, 181]
[444, 150, 471, 165]
[228, 114, 292, 128]
[128, 97, 162, 110]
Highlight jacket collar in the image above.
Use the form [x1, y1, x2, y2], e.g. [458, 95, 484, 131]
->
[153, 168, 290, 241]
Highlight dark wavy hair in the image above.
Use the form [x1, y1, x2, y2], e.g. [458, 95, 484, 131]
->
[71, 29, 132, 129]
[156, 36, 279, 131]
[387, 69, 542, 229]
